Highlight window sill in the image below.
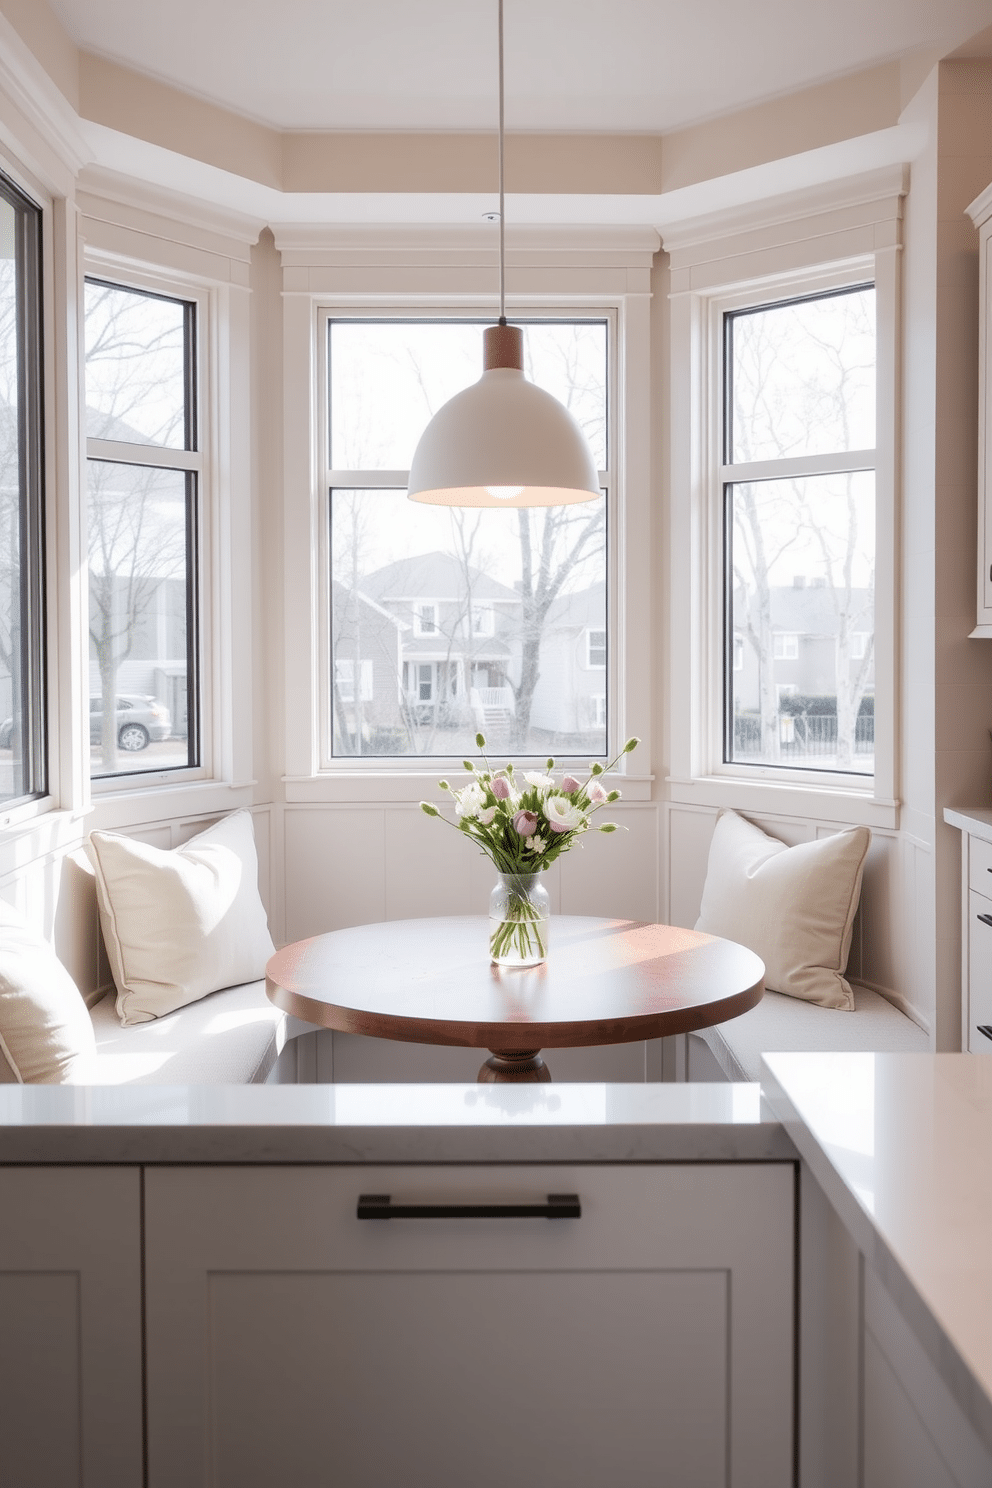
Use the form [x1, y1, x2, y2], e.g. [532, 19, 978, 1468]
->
[87, 778, 257, 832]
[666, 774, 898, 830]
[284, 771, 656, 806]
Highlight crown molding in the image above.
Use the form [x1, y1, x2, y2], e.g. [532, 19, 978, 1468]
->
[660, 162, 909, 259]
[77, 164, 264, 254]
[0, 10, 90, 177]
[271, 221, 660, 264]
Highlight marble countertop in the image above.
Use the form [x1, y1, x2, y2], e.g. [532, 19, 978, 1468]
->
[0, 1081, 796, 1164]
[762, 1052, 992, 1458]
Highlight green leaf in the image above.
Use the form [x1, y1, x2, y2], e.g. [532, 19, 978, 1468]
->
[590, 761, 604, 776]
[420, 802, 439, 817]
[463, 760, 475, 772]
[475, 732, 486, 749]
[624, 736, 640, 752]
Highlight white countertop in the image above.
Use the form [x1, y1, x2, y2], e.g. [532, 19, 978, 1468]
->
[944, 805, 992, 842]
[0, 1081, 794, 1164]
[762, 1052, 992, 1456]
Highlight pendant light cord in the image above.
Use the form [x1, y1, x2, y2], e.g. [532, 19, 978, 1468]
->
[498, 0, 506, 325]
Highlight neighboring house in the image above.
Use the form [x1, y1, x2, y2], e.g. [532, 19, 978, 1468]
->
[330, 582, 408, 754]
[733, 579, 874, 710]
[529, 581, 607, 740]
[358, 551, 521, 734]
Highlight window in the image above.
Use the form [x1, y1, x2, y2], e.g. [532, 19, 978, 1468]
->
[84, 279, 199, 780]
[413, 602, 438, 636]
[733, 635, 745, 672]
[724, 285, 875, 778]
[334, 658, 373, 703]
[327, 317, 609, 759]
[0, 174, 45, 807]
[586, 628, 607, 668]
[469, 604, 494, 638]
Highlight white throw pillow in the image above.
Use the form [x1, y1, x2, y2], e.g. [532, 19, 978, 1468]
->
[694, 810, 870, 1010]
[0, 901, 97, 1082]
[88, 810, 276, 1027]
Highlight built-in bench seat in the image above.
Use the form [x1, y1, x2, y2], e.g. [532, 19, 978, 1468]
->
[691, 984, 929, 1083]
[78, 982, 303, 1085]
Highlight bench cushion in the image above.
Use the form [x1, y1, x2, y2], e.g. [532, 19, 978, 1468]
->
[79, 980, 287, 1085]
[697, 984, 928, 1083]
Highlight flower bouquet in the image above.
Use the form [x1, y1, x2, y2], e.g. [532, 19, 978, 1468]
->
[421, 734, 639, 966]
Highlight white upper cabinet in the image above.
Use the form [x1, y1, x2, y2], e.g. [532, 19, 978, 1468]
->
[968, 182, 992, 635]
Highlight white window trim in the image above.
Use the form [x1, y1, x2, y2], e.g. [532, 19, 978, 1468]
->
[277, 226, 657, 804]
[79, 211, 257, 829]
[664, 166, 903, 829]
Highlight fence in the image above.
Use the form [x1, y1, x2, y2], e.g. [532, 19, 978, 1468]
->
[734, 711, 874, 759]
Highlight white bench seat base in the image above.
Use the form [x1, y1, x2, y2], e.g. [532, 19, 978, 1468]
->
[696, 985, 929, 1084]
[80, 981, 288, 1085]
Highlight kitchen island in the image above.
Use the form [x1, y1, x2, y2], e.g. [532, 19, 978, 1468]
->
[3, 1061, 992, 1487]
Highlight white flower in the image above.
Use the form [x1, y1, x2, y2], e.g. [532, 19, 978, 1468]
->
[477, 805, 497, 826]
[455, 782, 486, 819]
[587, 780, 608, 804]
[523, 770, 555, 793]
[544, 795, 586, 834]
[526, 834, 547, 853]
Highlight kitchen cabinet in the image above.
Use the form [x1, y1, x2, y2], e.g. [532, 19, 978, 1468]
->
[143, 1162, 795, 1488]
[968, 180, 992, 634]
[0, 1166, 143, 1488]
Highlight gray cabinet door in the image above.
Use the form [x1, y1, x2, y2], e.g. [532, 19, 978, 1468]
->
[145, 1162, 794, 1488]
[0, 1166, 143, 1488]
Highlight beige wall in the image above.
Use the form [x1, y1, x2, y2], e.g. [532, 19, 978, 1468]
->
[933, 61, 992, 1047]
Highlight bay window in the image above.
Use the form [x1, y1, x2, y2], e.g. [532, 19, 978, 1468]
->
[724, 285, 876, 778]
[665, 170, 901, 824]
[326, 317, 609, 761]
[84, 278, 200, 782]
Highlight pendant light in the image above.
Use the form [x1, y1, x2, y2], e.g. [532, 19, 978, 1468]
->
[407, 0, 599, 508]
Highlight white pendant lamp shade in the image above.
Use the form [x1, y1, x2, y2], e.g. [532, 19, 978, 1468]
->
[408, 324, 600, 508]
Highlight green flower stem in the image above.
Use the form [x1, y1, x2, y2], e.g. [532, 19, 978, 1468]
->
[490, 890, 548, 963]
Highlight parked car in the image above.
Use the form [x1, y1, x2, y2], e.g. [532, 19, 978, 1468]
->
[89, 694, 172, 752]
[0, 695, 172, 753]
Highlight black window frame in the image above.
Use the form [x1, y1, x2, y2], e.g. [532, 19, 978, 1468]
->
[1, 170, 46, 806]
[83, 276, 201, 782]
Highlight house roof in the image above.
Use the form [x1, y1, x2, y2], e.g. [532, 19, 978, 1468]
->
[361, 551, 520, 605]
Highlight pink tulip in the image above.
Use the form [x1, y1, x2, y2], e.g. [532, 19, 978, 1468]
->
[561, 775, 582, 793]
[492, 776, 511, 799]
[512, 809, 539, 836]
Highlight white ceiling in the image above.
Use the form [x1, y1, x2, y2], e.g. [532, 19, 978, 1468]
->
[49, 0, 992, 134]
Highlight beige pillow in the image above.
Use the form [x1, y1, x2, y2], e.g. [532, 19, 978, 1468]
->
[88, 810, 276, 1027]
[0, 901, 97, 1082]
[694, 809, 870, 1010]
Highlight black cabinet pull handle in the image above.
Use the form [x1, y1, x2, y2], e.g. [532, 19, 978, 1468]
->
[978, 1025, 992, 1043]
[357, 1192, 581, 1220]
[978, 914, 992, 928]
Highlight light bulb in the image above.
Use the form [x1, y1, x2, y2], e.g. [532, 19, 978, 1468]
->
[485, 485, 524, 501]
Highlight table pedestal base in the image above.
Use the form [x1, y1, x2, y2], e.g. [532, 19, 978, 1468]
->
[478, 1049, 551, 1083]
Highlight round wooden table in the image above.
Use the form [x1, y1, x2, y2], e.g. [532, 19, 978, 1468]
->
[266, 915, 764, 1083]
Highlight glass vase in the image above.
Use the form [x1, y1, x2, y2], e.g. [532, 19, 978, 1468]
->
[489, 872, 550, 967]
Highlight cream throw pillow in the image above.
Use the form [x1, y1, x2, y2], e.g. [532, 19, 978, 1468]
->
[0, 901, 97, 1082]
[694, 810, 870, 1010]
[89, 810, 276, 1027]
